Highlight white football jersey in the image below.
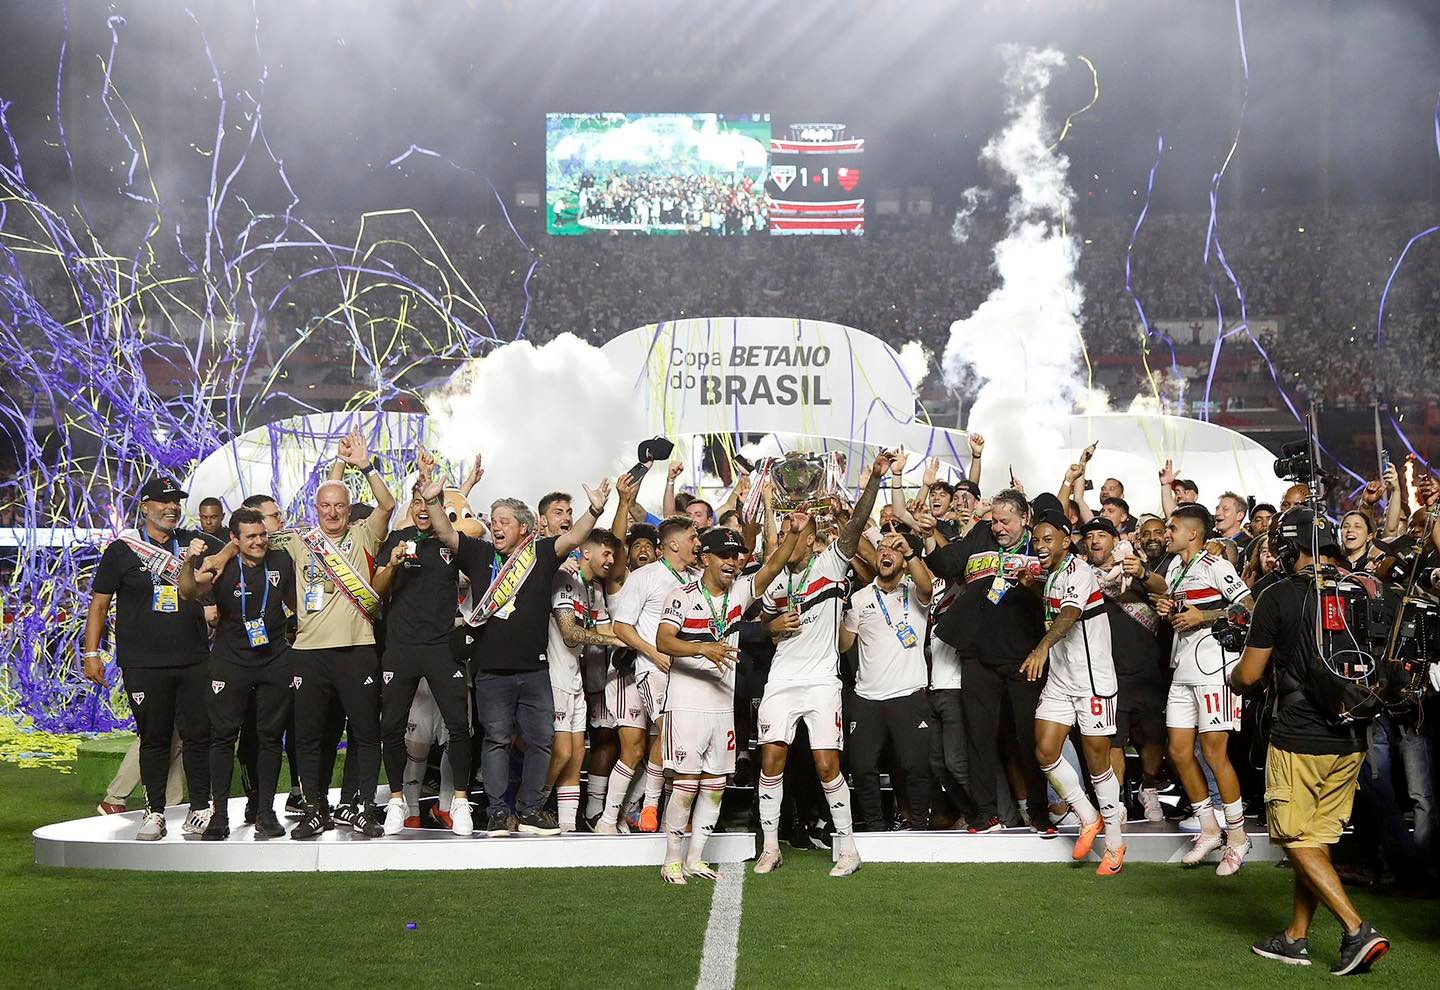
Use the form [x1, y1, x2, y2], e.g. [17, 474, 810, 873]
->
[546, 571, 610, 695]
[1041, 556, 1117, 698]
[761, 542, 849, 685]
[612, 559, 697, 676]
[1165, 551, 1248, 685]
[659, 575, 757, 713]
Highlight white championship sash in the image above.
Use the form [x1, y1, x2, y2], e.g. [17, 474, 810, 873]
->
[117, 531, 183, 585]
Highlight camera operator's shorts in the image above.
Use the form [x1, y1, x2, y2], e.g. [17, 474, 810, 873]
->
[1035, 681, 1116, 736]
[1165, 682, 1240, 733]
[1264, 746, 1363, 848]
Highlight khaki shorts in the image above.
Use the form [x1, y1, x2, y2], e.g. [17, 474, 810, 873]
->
[1264, 746, 1364, 849]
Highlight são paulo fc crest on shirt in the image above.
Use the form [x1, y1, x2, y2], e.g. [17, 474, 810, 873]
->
[211, 680, 225, 694]
[383, 671, 394, 684]
[267, 570, 281, 587]
[130, 692, 145, 706]
[439, 548, 453, 565]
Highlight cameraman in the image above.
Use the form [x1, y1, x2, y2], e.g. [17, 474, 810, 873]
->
[1229, 508, 1389, 975]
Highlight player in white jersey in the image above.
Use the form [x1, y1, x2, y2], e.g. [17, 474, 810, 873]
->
[1023, 513, 1126, 877]
[545, 530, 625, 832]
[1125, 503, 1255, 875]
[653, 517, 803, 883]
[752, 450, 895, 877]
[597, 516, 701, 833]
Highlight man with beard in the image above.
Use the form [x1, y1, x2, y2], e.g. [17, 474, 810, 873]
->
[1247, 503, 1276, 544]
[1079, 517, 1168, 823]
[281, 430, 396, 840]
[177, 508, 295, 840]
[83, 478, 222, 839]
[1136, 516, 1170, 573]
[654, 517, 801, 883]
[373, 456, 486, 837]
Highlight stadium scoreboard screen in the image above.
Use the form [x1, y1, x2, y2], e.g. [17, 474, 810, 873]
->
[546, 113, 865, 237]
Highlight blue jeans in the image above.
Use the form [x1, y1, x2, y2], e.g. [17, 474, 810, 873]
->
[1362, 714, 1436, 876]
[474, 669, 554, 815]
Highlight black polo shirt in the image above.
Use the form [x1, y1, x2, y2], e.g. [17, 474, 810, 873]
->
[211, 550, 295, 667]
[467, 535, 565, 673]
[91, 529, 223, 669]
[380, 527, 490, 646]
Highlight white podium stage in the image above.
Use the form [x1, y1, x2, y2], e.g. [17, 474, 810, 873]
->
[838, 820, 1283, 865]
[34, 796, 757, 873]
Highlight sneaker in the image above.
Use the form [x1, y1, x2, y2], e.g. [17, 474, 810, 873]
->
[1182, 830, 1225, 866]
[289, 803, 330, 840]
[1072, 816, 1103, 861]
[1029, 817, 1059, 838]
[485, 807, 511, 837]
[966, 816, 1003, 834]
[623, 804, 642, 833]
[331, 803, 360, 829]
[253, 811, 286, 840]
[355, 806, 386, 839]
[592, 818, 619, 835]
[806, 823, 834, 850]
[97, 801, 127, 816]
[1251, 932, 1311, 967]
[451, 797, 474, 837]
[1177, 813, 1202, 833]
[1140, 788, 1165, 823]
[889, 815, 912, 831]
[1216, 839, 1250, 877]
[516, 807, 562, 836]
[202, 814, 230, 841]
[382, 797, 408, 836]
[1096, 843, 1126, 877]
[753, 848, 783, 874]
[684, 861, 720, 881]
[829, 849, 862, 877]
[583, 812, 602, 833]
[182, 807, 212, 835]
[243, 795, 258, 826]
[660, 861, 687, 885]
[404, 815, 423, 829]
[284, 792, 307, 817]
[136, 811, 167, 841]
[1053, 811, 1081, 828]
[1331, 922, 1389, 976]
[638, 805, 660, 833]
[434, 807, 454, 830]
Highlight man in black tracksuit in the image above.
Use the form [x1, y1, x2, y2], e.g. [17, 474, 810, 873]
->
[924, 488, 1048, 833]
[178, 506, 296, 839]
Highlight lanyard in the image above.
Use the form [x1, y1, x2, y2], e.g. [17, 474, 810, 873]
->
[872, 582, 909, 628]
[787, 555, 817, 605]
[145, 531, 180, 556]
[660, 558, 689, 587]
[1168, 551, 1201, 597]
[998, 534, 1031, 575]
[238, 560, 271, 622]
[1042, 555, 1073, 624]
[699, 582, 730, 638]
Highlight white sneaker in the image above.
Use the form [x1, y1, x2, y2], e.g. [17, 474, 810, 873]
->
[1216, 839, 1251, 876]
[182, 808, 211, 835]
[450, 797, 474, 837]
[136, 811, 167, 841]
[1140, 788, 1165, 823]
[830, 849, 862, 877]
[383, 797, 408, 836]
[592, 818, 619, 835]
[1182, 830, 1225, 866]
[753, 848, 783, 874]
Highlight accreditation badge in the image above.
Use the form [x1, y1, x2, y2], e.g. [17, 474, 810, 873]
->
[152, 584, 179, 613]
[304, 584, 326, 612]
[986, 574, 1008, 604]
[894, 621, 919, 650]
[243, 618, 270, 648]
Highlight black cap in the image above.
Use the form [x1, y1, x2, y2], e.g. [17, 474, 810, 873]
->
[1033, 510, 1072, 535]
[700, 528, 747, 557]
[1077, 517, 1119, 538]
[139, 478, 187, 502]
[955, 479, 981, 499]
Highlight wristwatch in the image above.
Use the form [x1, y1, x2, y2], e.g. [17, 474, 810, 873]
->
[363, 459, 381, 475]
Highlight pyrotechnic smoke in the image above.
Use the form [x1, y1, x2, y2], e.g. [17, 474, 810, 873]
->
[942, 46, 1085, 490]
[426, 334, 645, 513]
[897, 340, 931, 395]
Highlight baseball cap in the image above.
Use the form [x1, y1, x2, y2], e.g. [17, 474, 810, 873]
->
[1077, 517, 1119, 538]
[139, 478, 188, 502]
[700, 528, 747, 557]
[954, 479, 981, 499]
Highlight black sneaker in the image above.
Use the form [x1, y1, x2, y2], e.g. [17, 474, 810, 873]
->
[889, 816, 912, 832]
[202, 814, 231, 841]
[243, 794, 258, 825]
[284, 792, 307, 817]
[516, 807, 561, 836]
[332, 803, 360, 829]
[967, 816, 1003, 834]
[485, 807, 511, 837]
[1331, 922, 1389, 976]
[254, 811, 286, 840]
[1251, 932, 1311, 967]
[355, 806, 385, 839]
[290, 803, 330, 840]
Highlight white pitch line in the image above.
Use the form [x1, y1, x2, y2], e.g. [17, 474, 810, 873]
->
[695, 865, 745, 990]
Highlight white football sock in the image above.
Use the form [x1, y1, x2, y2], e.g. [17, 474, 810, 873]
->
[1041, 757, 1097, 825]
[1090, 768, 1124, 846]
[664, 779, 699, 865]
[557, 785, 581, 832]
[821, 774, 856, 855]
[600, 761, 636, 826]
[585, 774, 609, 820]
[686, 777, 726, 866]
[1196, 799, 1221, 835]
[758, 773, 784, 854]
[1223, 798, 1247, 844]
[643, 760, 665, 810]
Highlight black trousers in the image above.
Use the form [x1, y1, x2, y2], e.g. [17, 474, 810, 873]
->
[120, 663, 211, 813]
[292, 646, 382, 809]
[238, 696, 301, 798]
[960, 656, 1047, 823]
[207, 653, 292, 811]
[929, 688, 980, 819]
[848, 689, 933, 830]
[380, 642, 472, 794]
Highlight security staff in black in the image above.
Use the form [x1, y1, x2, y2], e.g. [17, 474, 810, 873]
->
[373, 472, 489, 836]
[82, 478, 222, 841]
[178, 507, 296, 840]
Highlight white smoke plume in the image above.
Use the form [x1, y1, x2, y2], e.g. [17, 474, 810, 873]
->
[426, 334, 645, 514]
[897, 339, 931, 395]
[950, 186, 991, 244]
[942, 46, 1086, 491]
